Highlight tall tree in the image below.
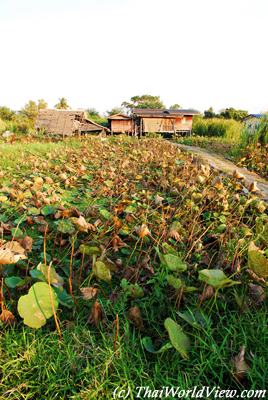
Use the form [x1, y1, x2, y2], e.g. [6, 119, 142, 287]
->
[122, 95, 165, 111]
[20, 100, 38, 120]
[219, 107, 248, 121]
[86, 108, 100, 117]
[169, 104, 182, 110]
[86, 108, 108, 128]
[55, 98, 70, 110]
[106, 107, 125, 116]
[20, 99, 47, 121]
[0, 106, 15, 121]
[37, 99, 48, 110]
[204, 107, 216, 119]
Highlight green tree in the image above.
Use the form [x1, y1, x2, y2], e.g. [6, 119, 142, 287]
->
[37, 99, 48, 110]
[55, 98, 70, 110]
[106, 107, 125, 116]
[0, 106, 15, 121]
[122, 95, 165, 111]
[219, 107, 248, 121]
[169, 104, 182, 110]
[86, 108, 100, 117]
[86, 109, 108, 127]
[20, 100, 39, 120]
[204, 107, 216, 119]
[20, 99, 47, 121]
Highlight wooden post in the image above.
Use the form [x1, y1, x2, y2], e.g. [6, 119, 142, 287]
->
[134, 118, 137, 137]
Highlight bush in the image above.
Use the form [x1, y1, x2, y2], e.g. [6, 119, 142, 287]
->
[192, 117, 242, 141]
[0, 118, 6, 133]
[86, 112, 108, 128]
[241, 116, 268, 147]
[256, 116, 268, 144]
[8, 114, 34, 134]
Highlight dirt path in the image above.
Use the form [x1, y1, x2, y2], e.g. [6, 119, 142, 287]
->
[174, 143, 268, 201]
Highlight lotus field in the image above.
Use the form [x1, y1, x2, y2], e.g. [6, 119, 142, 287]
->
[0, 136, 267, 396]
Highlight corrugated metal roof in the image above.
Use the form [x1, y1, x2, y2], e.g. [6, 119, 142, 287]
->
[244, 114, 264, 119]
[132, 108, 199, 117]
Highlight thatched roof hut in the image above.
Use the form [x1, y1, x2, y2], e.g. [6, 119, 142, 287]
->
[35, 109, 108, 136]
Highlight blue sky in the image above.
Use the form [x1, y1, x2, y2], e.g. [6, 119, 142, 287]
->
[0, 0, 267, 113]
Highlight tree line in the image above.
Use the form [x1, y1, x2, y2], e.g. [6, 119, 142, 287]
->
[0, 94, 252, 134]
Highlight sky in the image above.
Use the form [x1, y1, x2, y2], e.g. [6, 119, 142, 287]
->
[0, 0, 267, 114]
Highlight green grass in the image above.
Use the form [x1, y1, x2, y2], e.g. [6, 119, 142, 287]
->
[1, 306, 267, 399]
[175, 136, 237, 157]
[0, 139, 83, 171]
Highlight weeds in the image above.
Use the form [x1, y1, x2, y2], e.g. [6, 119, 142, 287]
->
[192, 117, 242, 141]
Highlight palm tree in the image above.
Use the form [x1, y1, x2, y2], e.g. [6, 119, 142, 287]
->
[55, 98, 70, 110]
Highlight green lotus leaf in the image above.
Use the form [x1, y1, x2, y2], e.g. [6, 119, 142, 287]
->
[120, 279, 144, 298]
[198, 269, 240, 289]
[93, 260, 111, 282]
[124, 205, 136, 214]
[37, 263, 64, 287]
[18, 282, 58, 329]
[164, 318, 190, 359]
[162, 254, 187, 272]
[167, 275, 182, 289]
[248, 241, 268, 278]
[99, 208, 111, 220]
[5, 276, 25, 288]
[79, 245, 101, 256]
[57, 219, 75, 235]
[41, 205, 56, 216]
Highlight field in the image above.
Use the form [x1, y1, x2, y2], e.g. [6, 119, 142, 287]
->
[0, 136, 267, 399]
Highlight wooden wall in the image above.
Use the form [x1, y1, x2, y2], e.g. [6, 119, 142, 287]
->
[111, 119, 133, 133]
[174, 116, 193, 131]
[141, 116, 193, 133]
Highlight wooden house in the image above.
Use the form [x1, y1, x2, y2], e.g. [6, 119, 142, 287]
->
[132, 109, 199, 136]
[108, 113, 133, 134]
[35, 109, 108, 137]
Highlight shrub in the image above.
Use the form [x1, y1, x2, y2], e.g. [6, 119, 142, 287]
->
[192, 117, 242, 141]
[256, 116, 268, 144]
[9, 114, 34, 134]
[0, 118, 7, 133]
[241, 116, 268, 146]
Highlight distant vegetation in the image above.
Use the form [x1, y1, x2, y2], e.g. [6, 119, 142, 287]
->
[0, 94, 183, 134]
[1, 96, 267, 154]
[241, 115, 268, 146]
[86, 108, 108, 127]
[192, 117, 243, 141]
[121, 94, 182, 111]
[0, 100, 47, 134]
[204, 106, 248, 121]
[54, 98, 69, 110]
[122, 94, 165, 111]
